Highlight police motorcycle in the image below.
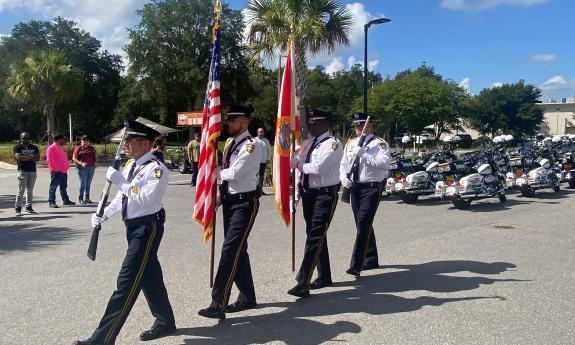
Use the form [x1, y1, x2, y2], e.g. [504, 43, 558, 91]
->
[398, 136, 458, 204]
[492, 135, 513, 175]
[557, 134, 575, 188]
[385, 136, 422, 196]
[444, 142, 507, 209]
[514, 137, 561, 196]
[506, 144, 537, 190]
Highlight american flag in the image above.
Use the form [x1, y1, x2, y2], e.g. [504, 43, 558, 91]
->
[193, 18, 222, 242]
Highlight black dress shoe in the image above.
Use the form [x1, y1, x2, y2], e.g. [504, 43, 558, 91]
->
[362, 262, 380, 270]
[63, 200, 76, 206]
[346, 267, 361, 277]
[198, 306, 225, 320]
[225, 300, 257, 313]
[140, 324, 177, 341]
[309, 278, 333, 290]
[287, 284, 310, 297]
[49, 203, 59, 208]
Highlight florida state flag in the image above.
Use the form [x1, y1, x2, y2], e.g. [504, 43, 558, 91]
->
[273, 41, 298, 226]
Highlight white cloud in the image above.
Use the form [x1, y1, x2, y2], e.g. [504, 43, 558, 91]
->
[325, 57, 345, 75]
[459, 77, 471, 92]
[530, 53, 556, 63]
[368, 59, 379, 71]
[347, 56, 358, 68]
[540, 75, 575, 100]
[492, 82, 503, 88]
[0, 0, 145, 62]
[440, 0, 551, 12]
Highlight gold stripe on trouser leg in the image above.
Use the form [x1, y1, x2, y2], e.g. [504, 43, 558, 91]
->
[221, 195, 259, 308]
[305, 192, 338, 285]
[104, 223, 157, 344]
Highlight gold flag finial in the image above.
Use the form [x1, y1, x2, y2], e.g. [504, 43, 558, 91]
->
[214, 0, 222, 18]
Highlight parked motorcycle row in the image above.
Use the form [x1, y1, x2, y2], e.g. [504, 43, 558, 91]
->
[385, 134, 575, 209]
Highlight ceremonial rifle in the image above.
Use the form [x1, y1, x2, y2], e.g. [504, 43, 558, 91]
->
[341, 116, 371, 203]
[87, 120, 129, 261]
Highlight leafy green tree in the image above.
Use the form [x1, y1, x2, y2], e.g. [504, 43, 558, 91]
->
[0, 18, 122, 140]
[246, 0, 351, 126]
[123, 0, 250, 126]
[356, 66, 466, 140]
[6, 49, 83, 139]
[465, 80, 543, 137]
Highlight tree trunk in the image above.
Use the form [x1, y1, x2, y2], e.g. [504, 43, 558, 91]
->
[41, 83, 55, 144]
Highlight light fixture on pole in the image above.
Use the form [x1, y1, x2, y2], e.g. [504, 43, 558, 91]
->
[364, 17, 390, 117]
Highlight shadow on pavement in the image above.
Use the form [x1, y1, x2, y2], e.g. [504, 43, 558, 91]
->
[177, 260, 517, 345]
[0, 222, 82, 254]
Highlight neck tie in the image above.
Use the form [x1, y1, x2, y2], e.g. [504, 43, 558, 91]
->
[121, 163, 137, 220]
[220, 139, 236, 195]
[302, 137, 318, 189]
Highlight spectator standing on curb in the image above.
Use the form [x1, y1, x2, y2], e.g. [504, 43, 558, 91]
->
[187, 132, 200, 186]
[13, 132, 40, 216]
[151, 136, 165, 163]
[72, 135, 97, 205]
[255, 128, 271, 195]
[46, 134, 75, 208]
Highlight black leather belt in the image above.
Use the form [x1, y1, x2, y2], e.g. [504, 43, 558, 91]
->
[352, 181, 382, 188]
[221, 190, 258, 202]
[298, 183, 340, 194]
[124, 208, 166, 227]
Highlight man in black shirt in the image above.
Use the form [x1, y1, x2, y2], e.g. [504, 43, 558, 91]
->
[13, 132, 40, 216]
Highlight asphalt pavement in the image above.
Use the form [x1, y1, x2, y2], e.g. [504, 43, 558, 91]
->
[1, 166, 574, 345]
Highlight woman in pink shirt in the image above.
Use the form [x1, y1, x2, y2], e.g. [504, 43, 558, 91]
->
[46, 134, 75, 208]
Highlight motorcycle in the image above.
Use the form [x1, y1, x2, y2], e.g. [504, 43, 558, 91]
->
[444, 148, 507, 209]
[558, 152, 575, 188]
[515, 156, 560, 196]
[385, 153, 421, 196]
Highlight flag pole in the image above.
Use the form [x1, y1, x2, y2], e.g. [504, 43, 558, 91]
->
[291, 133, 296, 272]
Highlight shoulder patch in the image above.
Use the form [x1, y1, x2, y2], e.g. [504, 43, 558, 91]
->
[332, 141, 339, 151]
[154, 168, 163, 178]
[122, 159, 135, 168]
[246, 142, 255, 154]
[131, 186, 140, 194]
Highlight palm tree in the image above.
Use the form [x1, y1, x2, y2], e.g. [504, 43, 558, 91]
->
[246, 0, 351, 117]
[7, 49, 83, 141]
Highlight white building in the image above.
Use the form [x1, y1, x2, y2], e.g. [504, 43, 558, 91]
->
[537, 97, 575, 136]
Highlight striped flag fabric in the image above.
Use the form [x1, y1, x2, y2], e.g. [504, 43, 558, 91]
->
[193, 18, 222, 242]
[273, 40, 297, 226]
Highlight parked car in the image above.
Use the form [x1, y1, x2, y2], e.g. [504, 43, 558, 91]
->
[455, 134, 473, 148]
[420, 131, 436, 142]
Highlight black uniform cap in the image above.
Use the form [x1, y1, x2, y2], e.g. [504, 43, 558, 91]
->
[125, 120, 160, 141]
[351, 112, 369, 124]
[225, 104, 252, 119]
[306, 108, 332, 124]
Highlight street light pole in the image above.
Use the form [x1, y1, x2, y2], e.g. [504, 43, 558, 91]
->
[363, 17, 391, 117]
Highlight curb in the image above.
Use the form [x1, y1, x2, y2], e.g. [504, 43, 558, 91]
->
[0, 161, 17, 170]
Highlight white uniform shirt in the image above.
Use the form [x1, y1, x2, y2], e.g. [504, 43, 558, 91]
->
[340, 134, 390, 183]
[220, 130, 263, 194]
[104, 152, 169, 220]
[255, 137, 271, 163]
[298, 131, 343, 188]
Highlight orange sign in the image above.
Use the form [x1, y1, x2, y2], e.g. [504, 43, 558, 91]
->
[177, 112, 203, 126]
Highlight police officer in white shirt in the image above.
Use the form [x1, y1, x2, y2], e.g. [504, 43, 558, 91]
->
[340, 112, 390, 277]
[75, 121, 175, 345]
[256, 127, 271, 195]
[288, 108, 343, 297]
[198, 105, 263, 320]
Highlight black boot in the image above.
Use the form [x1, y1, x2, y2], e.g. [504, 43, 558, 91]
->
[79, 196, 86, 205]
[84, 195, 93, 204]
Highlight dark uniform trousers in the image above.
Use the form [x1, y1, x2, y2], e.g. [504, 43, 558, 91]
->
[211, 192, 259, 309]
[296, 185, 340, 286]
[349, 182, 381, 270]
[90, 212, 175, 344]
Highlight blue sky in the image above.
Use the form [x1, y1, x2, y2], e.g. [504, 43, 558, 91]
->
[1, 0, 573, 100]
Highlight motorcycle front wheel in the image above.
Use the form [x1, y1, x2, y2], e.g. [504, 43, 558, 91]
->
[401, 194, 419, 204]
[452, 197, 471, 209]
[498, 193, 507, 202]
[520, 186, 535, 197]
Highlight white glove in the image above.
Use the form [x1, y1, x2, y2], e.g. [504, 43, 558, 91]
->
[341, 177, 352, 188]
[106, 167, 127, 185]
[351, 146, 366, 158]
[290, 157, 303, 172]
[91, 213, 108, 228]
